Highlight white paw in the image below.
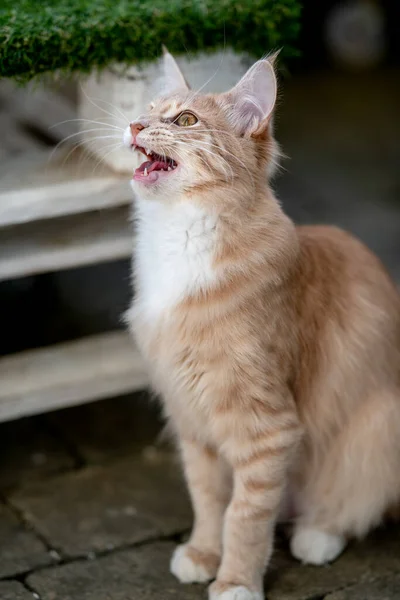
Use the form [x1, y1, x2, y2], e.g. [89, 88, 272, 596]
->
[290, 526, 346, 565]
[209, 585, 262, 600]
[170, 544, 213, 583]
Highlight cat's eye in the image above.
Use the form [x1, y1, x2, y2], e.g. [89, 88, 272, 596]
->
[175, 112, 198, 127]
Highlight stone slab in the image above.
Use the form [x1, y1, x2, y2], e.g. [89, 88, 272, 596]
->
[28, 541, 204, 600]
[0, 502, 51, 578]
[10, 455, 191, 558]
[267, 526, 400, 600]
[27, 533, 400, 600]
[0, 581, 37, 600]
[325, 573, 400, 600]
[46, 392, 164, 465]
[0, 416, 74, 492]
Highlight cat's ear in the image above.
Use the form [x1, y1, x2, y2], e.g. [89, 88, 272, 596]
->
[160, 45, 190, 94]
[223, 58, 277, 136]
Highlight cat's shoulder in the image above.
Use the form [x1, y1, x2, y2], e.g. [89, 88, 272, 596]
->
[296, 224, 378, 262]
[295, 224, 396, 292]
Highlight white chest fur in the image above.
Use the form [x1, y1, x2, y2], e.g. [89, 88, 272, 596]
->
[132, 197, 219, 322]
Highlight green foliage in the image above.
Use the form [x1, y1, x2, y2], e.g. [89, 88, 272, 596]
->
[0, 0, 301, 82]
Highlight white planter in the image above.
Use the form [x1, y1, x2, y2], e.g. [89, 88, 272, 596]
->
[78, 50, 250, 174]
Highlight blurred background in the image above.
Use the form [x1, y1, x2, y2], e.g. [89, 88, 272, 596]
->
[0, 0, 399, 475]
[0, 2, 399, 597]
[0, 0, 399, 474]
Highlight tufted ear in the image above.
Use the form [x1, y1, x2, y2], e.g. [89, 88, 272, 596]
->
[160, 45, 190, 94]
[223, 58, 277, 136]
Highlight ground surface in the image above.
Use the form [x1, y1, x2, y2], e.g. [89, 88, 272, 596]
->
[1, 67, 399, 599]
[0, 392, 400, 600]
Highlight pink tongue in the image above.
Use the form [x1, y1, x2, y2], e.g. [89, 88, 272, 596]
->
[133, 159, 169, 182]
[148, 160, 168, 172]
[134, 169, 159, 182]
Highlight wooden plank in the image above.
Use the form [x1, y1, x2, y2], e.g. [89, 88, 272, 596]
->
[0, 331, 148, 423]
[0, 206, 132, 282]
[0, 147, 133, 228]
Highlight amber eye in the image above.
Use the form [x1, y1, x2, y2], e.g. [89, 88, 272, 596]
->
[175, 112, 198, 127]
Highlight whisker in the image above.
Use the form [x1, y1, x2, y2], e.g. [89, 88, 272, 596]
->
[172, 140, 235, 182]
[177, 137, 249, 178]
[187, 33, 226, 101]
[173, 140, 228, 166]
[57, 137, 120, 170]
[57, 140, 97, 170]
[175, 130, 256, 189]
[79, 83, 128, 124]
[82, 95, 131, 125]
[91, 143, 124, 174]
[48, 130, 122, 164]
[49, 118, 124, 132]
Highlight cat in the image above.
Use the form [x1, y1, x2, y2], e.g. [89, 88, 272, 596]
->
[123, 48, 400, 600]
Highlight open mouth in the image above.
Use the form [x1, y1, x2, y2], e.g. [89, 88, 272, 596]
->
[133, 145, 178, 183]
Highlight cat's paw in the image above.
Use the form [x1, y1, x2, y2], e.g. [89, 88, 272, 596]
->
[290, 526, 346, 565]
[170, 544, 219, 583]
[208, 581, 262, 600]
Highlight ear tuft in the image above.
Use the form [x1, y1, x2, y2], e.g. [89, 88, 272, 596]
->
[159, 47, 190, 95]
[224, 58, 277, 136]
[266, 49, 281, 68]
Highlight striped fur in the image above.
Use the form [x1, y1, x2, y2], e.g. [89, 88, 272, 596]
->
[125, 53, 400, 600]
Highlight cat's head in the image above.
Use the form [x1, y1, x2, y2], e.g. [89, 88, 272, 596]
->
[124, 49, 279, 201]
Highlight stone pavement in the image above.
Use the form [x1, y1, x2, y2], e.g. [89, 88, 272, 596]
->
[0, 392, 399, 600]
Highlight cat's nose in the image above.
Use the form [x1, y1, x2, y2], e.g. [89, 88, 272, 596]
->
[130, 121, 146, 139]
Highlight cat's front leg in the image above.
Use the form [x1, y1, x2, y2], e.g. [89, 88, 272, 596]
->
[171, 438, 232, 584]
[210, 409, 301, 600]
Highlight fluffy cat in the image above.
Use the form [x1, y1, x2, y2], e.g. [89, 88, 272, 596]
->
[124, 49, 400, 600]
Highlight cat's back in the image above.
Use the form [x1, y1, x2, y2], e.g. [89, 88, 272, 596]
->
[296, 224, 398, 302]
[292, 224, 400, 408]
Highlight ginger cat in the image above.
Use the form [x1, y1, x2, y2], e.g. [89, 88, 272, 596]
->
[124, 49, 400, 600]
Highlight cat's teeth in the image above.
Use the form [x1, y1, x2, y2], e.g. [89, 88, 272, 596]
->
[168, 167, 172, 171]
[145, 148, 151, 155]
[144, 167, 148, 176]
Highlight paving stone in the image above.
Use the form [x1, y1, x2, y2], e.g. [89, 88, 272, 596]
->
[24, 528, 400, 600]
[9, 454, 191, 558]
[0, 502, 51, 578]
[267, 526, 400, 600]
[0, 416, 74, 492]
[325, 572, 400, 600]
[46, 392, 164, 464]
[28, 541, 205, 600]
[0, 581, 36, 600]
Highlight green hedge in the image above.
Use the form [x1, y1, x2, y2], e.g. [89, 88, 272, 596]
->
[0, 0, 301, 81]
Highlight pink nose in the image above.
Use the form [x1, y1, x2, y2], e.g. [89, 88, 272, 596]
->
[130, 122, 145, 140]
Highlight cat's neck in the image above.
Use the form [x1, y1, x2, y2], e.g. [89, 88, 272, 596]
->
[133, 194, 219, 315]
[134, 195, 219, 258]
[133, 188, 297, 317]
